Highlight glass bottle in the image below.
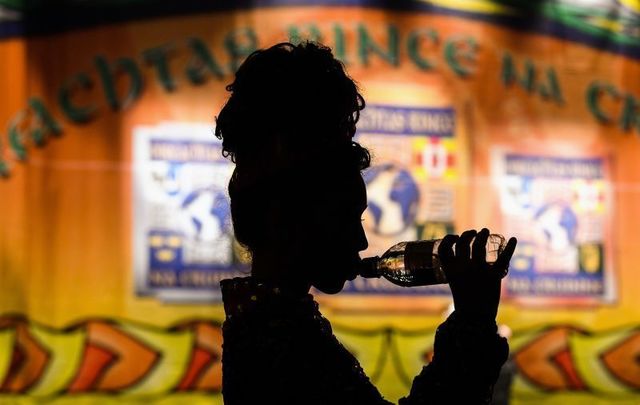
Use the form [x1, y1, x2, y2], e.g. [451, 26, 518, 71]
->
[358, 234, 506, 287]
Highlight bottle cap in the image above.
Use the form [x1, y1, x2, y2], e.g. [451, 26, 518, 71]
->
[358, 257, 381, 278]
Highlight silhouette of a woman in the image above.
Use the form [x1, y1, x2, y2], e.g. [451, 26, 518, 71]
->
[215, 42, 517, 404]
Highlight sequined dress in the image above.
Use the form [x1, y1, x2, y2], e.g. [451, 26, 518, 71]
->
[221, 277, 508, 405]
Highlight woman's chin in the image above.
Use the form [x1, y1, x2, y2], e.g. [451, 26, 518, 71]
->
[313, 279, 346, 295]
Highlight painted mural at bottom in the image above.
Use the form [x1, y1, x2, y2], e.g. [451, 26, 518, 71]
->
[0, 314, 638, 404]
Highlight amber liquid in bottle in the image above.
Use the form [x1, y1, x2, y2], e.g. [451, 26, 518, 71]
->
[358, 234, 506, 287]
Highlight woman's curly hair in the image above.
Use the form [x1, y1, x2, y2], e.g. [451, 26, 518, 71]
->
[215, 41, 369, 170]
[214, 41, 371, 252]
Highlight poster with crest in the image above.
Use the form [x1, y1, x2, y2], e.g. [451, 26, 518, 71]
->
[342, 102, 458, 296]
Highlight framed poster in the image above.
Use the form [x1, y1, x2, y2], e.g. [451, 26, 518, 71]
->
[342, 102, 458, 296]
[492, 149, 616, 304]
[133, 122, 247, 302]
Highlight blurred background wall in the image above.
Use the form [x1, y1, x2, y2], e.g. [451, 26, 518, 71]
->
[0, 1, 639, 403]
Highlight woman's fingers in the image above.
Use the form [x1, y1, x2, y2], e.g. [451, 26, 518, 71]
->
[456, 229, 477, 262]
[472, 228, 490, 269]
[493, 237, 518, 277]
[438, 234, 458, 280]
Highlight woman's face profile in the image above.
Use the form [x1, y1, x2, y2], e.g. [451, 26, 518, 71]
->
[298, 169, 369, 294]
[215, 42, 371, 294]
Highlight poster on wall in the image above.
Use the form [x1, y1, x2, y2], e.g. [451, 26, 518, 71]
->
[342, 103, 458, 296]
[133, 122, 246, 302]
[493, 150, 615, 303]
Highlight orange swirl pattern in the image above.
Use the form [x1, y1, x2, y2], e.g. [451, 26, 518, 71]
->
[0, 315, 638, 398]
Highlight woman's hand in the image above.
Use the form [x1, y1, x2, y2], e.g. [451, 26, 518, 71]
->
[438, 228, 517, 321]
